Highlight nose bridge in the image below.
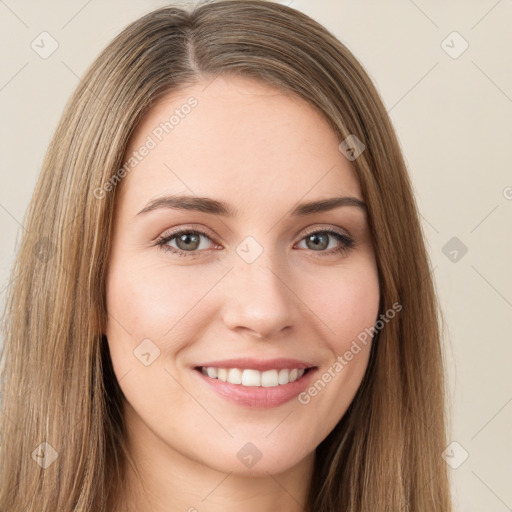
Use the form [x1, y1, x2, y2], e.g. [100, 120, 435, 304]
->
[222, 239, 295, 338]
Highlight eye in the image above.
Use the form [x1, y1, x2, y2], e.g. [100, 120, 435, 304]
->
[155, 226, 355, 258]
[296, 227, 355, 257]
[155, 228, 217, 257]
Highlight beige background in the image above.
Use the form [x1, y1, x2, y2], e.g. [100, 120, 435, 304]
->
[1, 0, 511, 510]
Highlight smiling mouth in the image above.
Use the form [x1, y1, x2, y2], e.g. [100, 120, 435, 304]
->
[194, 366, 315, 387]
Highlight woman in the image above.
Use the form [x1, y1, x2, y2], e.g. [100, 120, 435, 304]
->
[0, 1, 453, 510]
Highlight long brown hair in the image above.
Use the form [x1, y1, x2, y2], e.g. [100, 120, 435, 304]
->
[0, 1, 452, 510]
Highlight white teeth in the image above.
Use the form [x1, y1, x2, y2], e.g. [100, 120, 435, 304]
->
[200, 366, 308, 386]
[227, 368, 242, 384]
[241, 369, 260, 386]
[278, 369, 289, 384]
[261, 369, 279, 387]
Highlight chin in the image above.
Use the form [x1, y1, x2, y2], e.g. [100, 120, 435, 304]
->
[197, 439, 314, 477]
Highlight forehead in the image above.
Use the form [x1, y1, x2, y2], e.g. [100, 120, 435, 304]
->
[118, 75, 362, 213]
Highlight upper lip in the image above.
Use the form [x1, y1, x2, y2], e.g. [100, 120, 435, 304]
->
[194, 358, 316, 371]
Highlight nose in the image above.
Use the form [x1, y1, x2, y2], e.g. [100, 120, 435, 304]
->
[221, 254, 296, 340]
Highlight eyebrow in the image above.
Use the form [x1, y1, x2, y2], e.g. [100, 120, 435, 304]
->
[136, 194, 366, 217]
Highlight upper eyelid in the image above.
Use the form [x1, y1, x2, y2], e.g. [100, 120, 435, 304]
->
[301, 225, 351, 238]
[156, 224, 217, 244]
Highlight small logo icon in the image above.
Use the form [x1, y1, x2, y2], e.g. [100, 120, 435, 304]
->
[31, 442, 58, 468]
[442, 441, 469, 469]
[338, 134, 365, 161]
[236, 442, 262, 468]
[133, 338, 160, 366]
[442, 236, 468, 263]
[236, 236, 263, 264]
[441, 31, 469, 59]
[33, 237, 56, 264]
[31, 31, 59, 59]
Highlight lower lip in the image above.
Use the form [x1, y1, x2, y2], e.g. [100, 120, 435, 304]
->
[193, 367, 318, 409]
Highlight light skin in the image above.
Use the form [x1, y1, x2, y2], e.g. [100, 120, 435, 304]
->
[105, 75, 380, 512]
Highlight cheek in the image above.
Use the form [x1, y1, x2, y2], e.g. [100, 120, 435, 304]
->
[298, 258, 379, 413]
[310, 258, 380, 352]
[331, 279, 379, 351]
[105, 256, 221, 342]
[104, 258, 205, 420]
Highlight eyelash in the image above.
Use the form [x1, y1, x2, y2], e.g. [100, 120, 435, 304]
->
[155, 226, 355, 259]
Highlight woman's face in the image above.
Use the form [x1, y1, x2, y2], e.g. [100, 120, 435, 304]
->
[105, 75, 380, 476]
